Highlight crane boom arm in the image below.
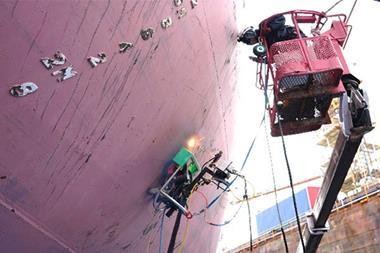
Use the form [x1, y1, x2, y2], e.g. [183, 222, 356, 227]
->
[298, 82, 373, 253]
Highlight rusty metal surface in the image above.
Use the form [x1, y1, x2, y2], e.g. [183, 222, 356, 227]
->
[0, 0, 238, 252]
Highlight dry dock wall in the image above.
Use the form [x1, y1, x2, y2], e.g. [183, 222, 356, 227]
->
[234, 192, 380, 253]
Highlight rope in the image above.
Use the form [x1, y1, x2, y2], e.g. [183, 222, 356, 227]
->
[276, 115, 306, 252]
[324, 0, 358, 23]
[243, 178, 253, 252]
[192, 59, 267, 212]
[177, 217, 190, 253]
[194, 112, 265, 214]
[167, 211, 182, 253]
[255, 61, 260, 89]
[176, 186, 199, 253]
[153, 192, 165, 212]
[190, 177, 245, 226]
[192, 177, 246, 227]
[159, 209, 166, 253]
[261, 60, 305, 250]
[203, 187, 240, 226]
[347, 0, 358, 23]
[262, 62, 290, 253]
[325, 0, 345, 13]
[323, 0, 358, 49]
[207, 201, 244, 227]
[194, 190, 209, 221]
[264, 116, 289, 253]
[229, 188, 244, 202]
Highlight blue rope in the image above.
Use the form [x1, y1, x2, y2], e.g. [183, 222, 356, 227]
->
[198, 61, 268, 223]
[153, 192, 164, 211]
[159, 209, 165, 253]
[193, 107, 266, 217]
[210, 113, 264, 204]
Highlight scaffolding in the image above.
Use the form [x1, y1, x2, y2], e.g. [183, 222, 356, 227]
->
[317, 99, 380, 196]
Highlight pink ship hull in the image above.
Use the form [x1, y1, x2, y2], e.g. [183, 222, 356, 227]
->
[0, 0, 238, 252]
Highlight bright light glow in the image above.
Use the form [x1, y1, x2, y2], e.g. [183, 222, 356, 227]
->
[187, 138, 196, 149]
[185, 134, 203, 151]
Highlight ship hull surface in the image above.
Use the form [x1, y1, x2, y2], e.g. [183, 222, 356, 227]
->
[0, 0, 239, 252]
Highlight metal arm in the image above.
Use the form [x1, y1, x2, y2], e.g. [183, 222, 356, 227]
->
[298, 84, 373, 253]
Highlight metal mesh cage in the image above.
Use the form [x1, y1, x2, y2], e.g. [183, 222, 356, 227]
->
[270, 36, 342, 92]
[279, 74, 309, 91]
[278, 70, 342, 92]
[313, 69, 342, 86]
[271, 41, 303, 67]
[307, 36, 338, 60]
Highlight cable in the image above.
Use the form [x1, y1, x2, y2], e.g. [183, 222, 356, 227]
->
[276, 114, 306, 252]
[190, 177, 245, 226]
[262, 61, 291, 252]
[323, 0, 357, 50]
[191, 49, 267, 221]
[154, 86, 264, 249]
[207, 201, 244, 227]
[191, 188, 239, 226]
[243, 178, 253, 252]
[177, 215, 190, 253]
[195, 113, 266, 213]
[193, 190, 209, 221]
[238, 116, 265, 173]
[324, 0, 358, 23]
[229, 188, 244, 202]
[200, 156, 217, 171]
[244, 177, 256, 194]
[263, 115, 289, 253]
[153, 192, 165, 212]
[255, 60, 260, 89]
[347, 0, 358, 23]
[262, 58, 295, 252]
[167, 189, 196, 253]
[325, 0, 345, 13]
[167, 210, 182, 253]
[159, 209, 166, 253]
[174, 185, 199, 253]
